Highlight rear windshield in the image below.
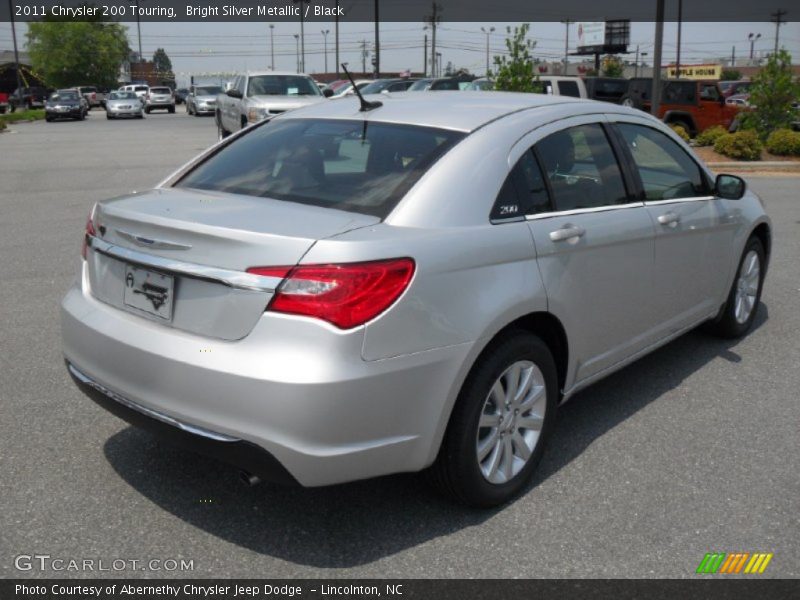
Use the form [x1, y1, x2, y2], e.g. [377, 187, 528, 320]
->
[176, 119, 465, 218]
[134, 86, 149, 92]
[151, 87, 171, 94]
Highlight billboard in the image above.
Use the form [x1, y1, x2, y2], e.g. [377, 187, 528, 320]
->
[577, 22, 605, 49]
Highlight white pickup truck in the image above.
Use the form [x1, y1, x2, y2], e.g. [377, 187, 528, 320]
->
[215, 71, 330, 139]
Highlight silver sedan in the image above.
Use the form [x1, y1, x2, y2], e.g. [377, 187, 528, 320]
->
[62, 92, 771, 506]
[105, 91, 144, 119]
[186, 85, 223, 116]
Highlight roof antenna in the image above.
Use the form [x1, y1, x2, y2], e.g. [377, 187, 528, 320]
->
[341, 62, 382, 112]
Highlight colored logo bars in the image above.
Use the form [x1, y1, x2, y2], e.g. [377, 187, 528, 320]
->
[696, 552, 773, 574]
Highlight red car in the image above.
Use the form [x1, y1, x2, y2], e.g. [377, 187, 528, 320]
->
[0, 92, 9, 114]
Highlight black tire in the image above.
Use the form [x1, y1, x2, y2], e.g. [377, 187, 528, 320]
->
[427, 331, 558, 507]
[106, 114, 112, 120]
[144, 107, 151, 114]
[705, 237, 766, 338]
[168, 106, 175, 114]
[45, 116, 53, 122]
[9, 103, 16, 113]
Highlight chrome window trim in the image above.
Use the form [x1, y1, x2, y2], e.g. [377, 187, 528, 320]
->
[525, 201, 645, 221]
[87, 235, 283, 293]
[643, 195, 715, 206]
[67, 363, 240, 442]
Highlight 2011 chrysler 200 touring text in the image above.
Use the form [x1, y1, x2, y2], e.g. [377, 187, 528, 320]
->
[61, 92, 771, 506]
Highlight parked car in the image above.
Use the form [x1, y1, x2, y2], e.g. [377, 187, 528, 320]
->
[78, 86, 103, 109]
[465, 78, 494, 91]
[44, 89, 87, 121]
[215, 71, 327, 139]
[119, 84, 150, 102]
[0, 92, 8, 114]
[331, 79, 372, 97]
[644, 79, 741, 136]
[726, 93, 750, 107]
[186, 85, 223, 116]
[359, 78, 418, 94]
[8, 86, 49, 112]
[408, 78, 469, 91]
[63, 92, 770, 507]
[105, 91, 144, 119]
[174, 88, 190, 105]
[584, 77, 630, 103]
[144, 86, 175, 114]
[538, 76, 587, 98]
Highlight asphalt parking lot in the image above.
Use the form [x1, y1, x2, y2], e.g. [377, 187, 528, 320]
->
[1, 109, 798, 579]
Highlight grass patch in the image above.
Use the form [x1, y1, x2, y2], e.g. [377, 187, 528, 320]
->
[0, 109, 46, 128]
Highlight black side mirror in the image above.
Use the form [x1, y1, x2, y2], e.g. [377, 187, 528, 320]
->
[226, 88, 243, 99]
[323, 88, 334, 98]
[715, 174, 746, 200]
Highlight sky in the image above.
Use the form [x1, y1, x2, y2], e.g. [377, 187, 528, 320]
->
[1, 19, 798, 85]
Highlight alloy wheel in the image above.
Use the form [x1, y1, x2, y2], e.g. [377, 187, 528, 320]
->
[734, 250, 760, 324]
[476, 360, 546, 484]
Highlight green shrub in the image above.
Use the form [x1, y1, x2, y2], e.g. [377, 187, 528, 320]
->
[695, 125, 728, 147]
[0, 119, 5, 132]
[765, 128, 800, 156]
[714, 130, 763, 161]
[669, 124, 690, 142]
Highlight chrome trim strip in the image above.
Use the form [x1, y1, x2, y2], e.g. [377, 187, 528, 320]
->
[67, 362, 240, 442]
[643, 196, 715, 206]
[525, 202, 644, 221]
[115, 229, 193, 251]
[87, 236, 283, 293]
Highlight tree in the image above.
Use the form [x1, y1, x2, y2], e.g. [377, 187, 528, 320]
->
[492, 24, 541, 93]
[602, 55, 624, 78]
[26, 17, 129, 89]
[720, 68, 742, 81]
[741, 50, 800, 139]
[152, 48, 173, 77]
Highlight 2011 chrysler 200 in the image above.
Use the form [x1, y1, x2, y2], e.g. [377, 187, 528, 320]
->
[62, 92, 770, 507]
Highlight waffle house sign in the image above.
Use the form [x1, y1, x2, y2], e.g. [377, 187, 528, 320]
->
[667, 64, 722, 80]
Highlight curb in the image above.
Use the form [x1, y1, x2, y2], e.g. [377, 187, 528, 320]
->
[706, 161, 800, 172]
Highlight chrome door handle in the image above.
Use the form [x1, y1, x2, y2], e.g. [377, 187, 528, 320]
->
[549, 225, 586, 242]
[657, 211, 681, 227]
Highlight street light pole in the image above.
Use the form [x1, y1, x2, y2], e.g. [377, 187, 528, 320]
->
[293, 0, 309, 73]
[748, 32, 761, 60]
[651, 0, 665, 117]
[374, 0, 380, 78]
[560, 20, 570, 76]
[132, 0, 143, 60]
[294, 34, 300, 73]
[423, 30, 428, 77]
[675, 0, 682, 78]
[481, 26, 494, 76]
[321, 29, 330, 74]
[269, 24, 275, 70]
[335, 0, 340, 77]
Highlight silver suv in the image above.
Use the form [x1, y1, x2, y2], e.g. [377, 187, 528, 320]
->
[62, 93, 770, 506]
[144, 86, 175, 114]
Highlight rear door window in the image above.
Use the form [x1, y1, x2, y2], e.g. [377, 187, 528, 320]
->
[616, 123, 707, 200]
[535, 124, 629, 211]
[558, 81, 581, 97]
[491, 151, 551, 221]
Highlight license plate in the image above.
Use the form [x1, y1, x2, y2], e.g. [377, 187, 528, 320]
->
[123, 265, 174, 320]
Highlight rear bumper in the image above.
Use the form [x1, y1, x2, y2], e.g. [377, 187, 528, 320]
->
[67, 361, 298, 485]
[61, 266, 472, 486]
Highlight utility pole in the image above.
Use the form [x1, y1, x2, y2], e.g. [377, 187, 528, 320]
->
[8, 0, 22, 96]
[651, 0, 665, 117]
[374, 0, 380, 78]
[561, 20, 570, 76]
[481, 26, 494, 76]
[730, 45, 735, 68]
[675, 0, 682, 78]
[133, 0, 143, 61]
[269, 24, 275, 70]
[424, 3, 441, 78]
[771, 9, 787, 54]
[335, 0, 340, 77]
[361, 40, 367, 74]
[634, 44, 640, 78]
[423, 31, 428, 77]
[321, 29, 329, 74]
[294, 34, 300, 73]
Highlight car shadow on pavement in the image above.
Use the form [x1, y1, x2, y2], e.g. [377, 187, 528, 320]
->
[103, 307, 767, 568]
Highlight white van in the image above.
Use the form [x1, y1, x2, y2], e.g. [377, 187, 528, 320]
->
[538, 76, 587, 99]
[119, 84, 150, 101]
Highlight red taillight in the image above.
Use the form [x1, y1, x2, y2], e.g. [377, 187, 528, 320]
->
[81, 207, 96, 260]
[247, 258, 415, 329]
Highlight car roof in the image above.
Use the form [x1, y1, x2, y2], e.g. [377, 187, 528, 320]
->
[245, 71, 312, 77]
[280, 91, 602, 132]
